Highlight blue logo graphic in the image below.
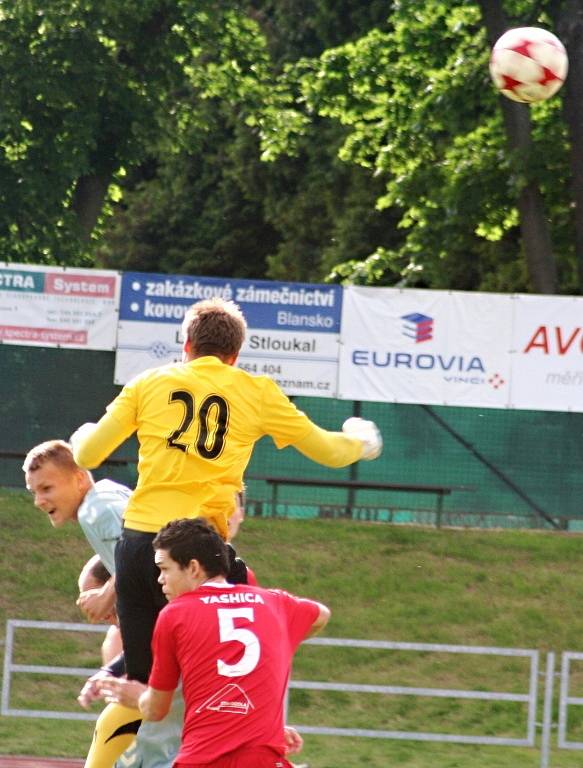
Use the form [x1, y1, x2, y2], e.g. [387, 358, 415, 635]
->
[401, 312, 433, 343]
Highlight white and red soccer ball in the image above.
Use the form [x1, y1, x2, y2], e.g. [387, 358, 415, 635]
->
[489, 26, 568, 103]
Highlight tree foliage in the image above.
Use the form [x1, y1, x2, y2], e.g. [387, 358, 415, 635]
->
[0, 0, 192, 262]
[0, 0, 279, 265]
[0, 0, 580, 295]
[259, 0, 579, 293]
[97, 0, 397, 281]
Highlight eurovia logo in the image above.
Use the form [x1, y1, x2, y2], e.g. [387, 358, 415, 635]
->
[349, 309, 505, 390]
[401, 312, 433, 343]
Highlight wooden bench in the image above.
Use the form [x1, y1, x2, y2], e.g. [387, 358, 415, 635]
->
[250, 475, 475, 528]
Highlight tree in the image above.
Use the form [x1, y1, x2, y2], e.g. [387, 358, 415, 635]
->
[479, 0, 557, 293]
[555, 1, 583, 288]
[2, 0, 578, 294]
[98, 0, 400, 282]
[95, 105, 280, 279]
[0, 0, 278, 266]
[257, 0, 580, 293]
[0, 0, 184, 262]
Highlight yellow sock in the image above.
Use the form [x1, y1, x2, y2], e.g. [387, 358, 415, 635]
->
[84, 702, 142, 768]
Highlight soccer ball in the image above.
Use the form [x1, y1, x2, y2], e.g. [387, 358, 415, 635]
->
[489, 27, 568, 103]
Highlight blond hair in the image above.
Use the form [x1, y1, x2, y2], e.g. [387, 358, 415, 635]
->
[23, 439, 81, 474]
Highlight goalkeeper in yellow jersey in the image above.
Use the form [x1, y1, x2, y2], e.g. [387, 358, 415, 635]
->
[71, 297, 382, 684]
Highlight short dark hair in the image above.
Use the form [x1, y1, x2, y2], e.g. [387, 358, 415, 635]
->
[153, 518, 229, 577]
[182, 298, 246, 360]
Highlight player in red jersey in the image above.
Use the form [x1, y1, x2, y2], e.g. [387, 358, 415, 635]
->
[97, 517, 329, 768]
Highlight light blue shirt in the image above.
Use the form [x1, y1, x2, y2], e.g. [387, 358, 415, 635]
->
[78, 479, 182, 768]
[77, 479, 131, 574]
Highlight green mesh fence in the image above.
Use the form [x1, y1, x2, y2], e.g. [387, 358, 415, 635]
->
[0, 345, 138, 490]
[3, 344, 582, 530]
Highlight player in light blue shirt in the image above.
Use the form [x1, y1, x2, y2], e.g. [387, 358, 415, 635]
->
[78, 478, 130, 575]
[23, 439, 184, 768]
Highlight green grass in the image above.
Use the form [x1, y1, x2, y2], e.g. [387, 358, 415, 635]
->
[2, 486, 583, 765]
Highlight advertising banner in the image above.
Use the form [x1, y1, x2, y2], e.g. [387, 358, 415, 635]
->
[0, 262, 120, 350]
[509, 294, 583, 412]
[4, 259, 581, 413]
[114, 271, 342, 397]
[337, 287, 513, 408]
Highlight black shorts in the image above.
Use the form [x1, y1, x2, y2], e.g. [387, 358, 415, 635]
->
[114, 529, 167, 683]
[114, 528, 249, 683]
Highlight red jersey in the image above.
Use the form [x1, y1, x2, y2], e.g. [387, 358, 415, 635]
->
[149, 582, 319, 764]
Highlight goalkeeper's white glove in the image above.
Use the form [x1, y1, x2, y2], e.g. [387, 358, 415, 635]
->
[342, 417, 383, 460]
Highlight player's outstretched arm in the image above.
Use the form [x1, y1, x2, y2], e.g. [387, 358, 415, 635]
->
[293, 419, 382, 468]
[306, 602, 331, 638]
[71, 413, 135, 469]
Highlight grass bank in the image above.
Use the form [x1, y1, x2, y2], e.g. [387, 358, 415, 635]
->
[1, 487, 583, 766]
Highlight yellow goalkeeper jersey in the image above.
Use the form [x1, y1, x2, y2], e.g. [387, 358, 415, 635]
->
[73, 356, 360, 538]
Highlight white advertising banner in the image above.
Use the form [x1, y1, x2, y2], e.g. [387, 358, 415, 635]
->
[114, 271, 342, 397]
[509, 294, 583, 412]
[4, 258, 582, 413]
[0, 262, 120, 350]
[338, 287, 513, 407]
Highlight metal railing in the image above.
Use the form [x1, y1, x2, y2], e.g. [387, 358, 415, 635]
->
[558, 651, 583, 750]
[1, 619, 106, 721]
[290, 637, 539, 747]
[2, 619, 583, 766]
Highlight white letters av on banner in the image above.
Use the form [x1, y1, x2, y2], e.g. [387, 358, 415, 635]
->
[510, 294, 583, 412]
[0, 262, 120, 350]
[338, 287, 513, 408]
[114, 272, 342, 397]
